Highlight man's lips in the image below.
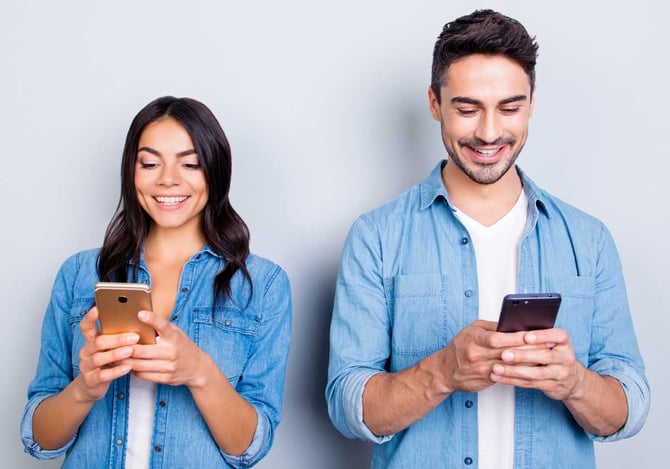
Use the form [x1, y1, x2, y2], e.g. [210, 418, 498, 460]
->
[463, 144, 507, 163]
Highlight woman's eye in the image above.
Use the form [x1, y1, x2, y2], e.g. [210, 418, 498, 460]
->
[139, 162, 158, 169]
[182, 163, 202, 170]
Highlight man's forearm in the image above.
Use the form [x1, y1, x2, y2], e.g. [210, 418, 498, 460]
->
[564, 367, 628, 436]
[362, 353, 452, 436]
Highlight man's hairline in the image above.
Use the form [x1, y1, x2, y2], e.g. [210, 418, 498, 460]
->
[434, 52, 536, 103]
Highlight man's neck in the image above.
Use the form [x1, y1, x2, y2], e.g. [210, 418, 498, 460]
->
[442, 162, 523, 227]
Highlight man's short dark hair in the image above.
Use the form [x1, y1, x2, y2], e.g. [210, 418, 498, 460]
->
[431, 9, 539, 103]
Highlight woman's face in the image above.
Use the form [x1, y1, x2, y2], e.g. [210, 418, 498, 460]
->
[134, 117, 209, 234]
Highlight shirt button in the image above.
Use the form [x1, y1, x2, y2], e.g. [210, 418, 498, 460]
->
[225, 320, 232, 326]
[154, 446, 162, 452]
[115, 439, 123, 446]
[117, 393, 125, 400]
[464, 400, 473, 408]
[464, 457, 473, 465]
[80, 310, 86, 316]
[461, 237, 469, 245]
[172, 315, 179, 321]
[464, 289, 473, 297]
[159, 401, 166, 407]
[181, 287, 188, 293]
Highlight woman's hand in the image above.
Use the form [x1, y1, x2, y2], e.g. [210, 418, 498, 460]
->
[129, 310, 210, 388]
[75, 307, 138, 403]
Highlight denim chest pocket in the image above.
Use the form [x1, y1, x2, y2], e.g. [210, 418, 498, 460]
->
[545, 276, 595, 363]
[193, 306, 259, 383]
[68, 298, 95, 375]
[385, 274, 448, 356]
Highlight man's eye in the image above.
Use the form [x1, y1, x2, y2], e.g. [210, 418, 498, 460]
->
[457, 109, 477, 116]
[500, 107, 520, 114]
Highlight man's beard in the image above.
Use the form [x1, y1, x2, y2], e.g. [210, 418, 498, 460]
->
[444, 135, 525, 185]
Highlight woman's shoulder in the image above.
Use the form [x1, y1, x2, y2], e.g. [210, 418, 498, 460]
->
[57, 248, 101, 278]
[245, 253, 288, 284]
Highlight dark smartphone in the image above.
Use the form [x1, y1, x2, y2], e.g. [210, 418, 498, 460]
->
[94, 282, 156, 344]
[496, 293, 562, 332]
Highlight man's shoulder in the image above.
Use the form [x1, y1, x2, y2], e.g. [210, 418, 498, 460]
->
[355, 182, 424, 231]
[538, 188, 604, 226]
[526, 179, 607, 238]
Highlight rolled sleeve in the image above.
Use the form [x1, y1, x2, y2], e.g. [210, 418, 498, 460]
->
[21, 393, 75, 459]
[342, 369, 391, 443]
[223, 265, 291, 467]
[584, 225, 650, 441]
[588, 358, 650, 441]
[326, 217, 394, 443]
[220, 406, 270, 468]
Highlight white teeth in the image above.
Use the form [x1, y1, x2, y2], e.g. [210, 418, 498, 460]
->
[155, 196, 188, 205]
[476, 148, 500, 156]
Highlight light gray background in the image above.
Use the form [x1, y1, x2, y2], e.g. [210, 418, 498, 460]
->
[2, 1, 667, 468]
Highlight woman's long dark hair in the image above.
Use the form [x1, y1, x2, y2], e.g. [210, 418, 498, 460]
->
[97, 96, 251, 304]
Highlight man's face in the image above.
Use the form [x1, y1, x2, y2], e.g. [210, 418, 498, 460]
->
[429, 54, 534, 185]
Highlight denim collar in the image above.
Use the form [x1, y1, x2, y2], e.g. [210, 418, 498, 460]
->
[419, 159, 549, 218]
[128, 243, 223, 266]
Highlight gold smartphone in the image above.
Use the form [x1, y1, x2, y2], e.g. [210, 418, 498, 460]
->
[94, 282, 156, 344]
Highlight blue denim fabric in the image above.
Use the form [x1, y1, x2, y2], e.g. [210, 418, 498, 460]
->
[326, 160, 649, 469]
[21, 246, 292, 468]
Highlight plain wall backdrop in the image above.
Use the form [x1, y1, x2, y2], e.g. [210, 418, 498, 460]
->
[2, 1, 667, 468]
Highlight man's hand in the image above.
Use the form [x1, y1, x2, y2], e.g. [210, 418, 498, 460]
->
[489, 328, 584, 401]
[436, 319, 539, 394]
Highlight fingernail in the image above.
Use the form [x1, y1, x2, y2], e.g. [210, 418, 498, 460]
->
[138, 311, 149, 321]
[493, 364, 504, 374]
[525, 333, 536, 343]
[125, 333, 140, 344]
[502, 351, 514, 362]
[119, 347, 132, 358]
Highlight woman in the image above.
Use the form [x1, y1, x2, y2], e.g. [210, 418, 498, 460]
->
[21, 97, 292, 468]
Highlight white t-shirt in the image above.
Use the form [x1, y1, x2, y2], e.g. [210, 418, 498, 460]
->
[125, 374, 157, 468]
[454, 190, 528, 469]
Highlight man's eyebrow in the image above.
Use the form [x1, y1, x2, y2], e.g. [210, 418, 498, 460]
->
[137, 147, 197, 157]
[451, 97, 482, 106]
[499, 95, 528, 105]
[450, 95, 528, 106]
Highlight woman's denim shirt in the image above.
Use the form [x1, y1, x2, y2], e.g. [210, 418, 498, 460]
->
[326, 161, 650, 469]
[22, 246, 292, 468]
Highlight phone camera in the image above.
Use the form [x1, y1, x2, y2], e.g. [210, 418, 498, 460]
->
[118, 296, 128, 304]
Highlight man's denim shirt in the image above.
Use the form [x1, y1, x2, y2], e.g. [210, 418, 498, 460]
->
[326, 161, 649, 469]
[22, 246, 292, 468]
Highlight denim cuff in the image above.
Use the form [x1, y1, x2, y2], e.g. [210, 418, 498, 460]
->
[342, 369, 393, 443]
[220, 406, 269, 468]
[588, 358, 650, 441]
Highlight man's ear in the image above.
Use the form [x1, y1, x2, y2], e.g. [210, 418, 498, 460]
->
[428, 86, 441, 121]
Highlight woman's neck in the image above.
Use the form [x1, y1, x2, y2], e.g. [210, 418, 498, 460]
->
[143, 225, 207, 266]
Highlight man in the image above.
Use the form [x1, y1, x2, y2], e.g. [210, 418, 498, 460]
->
[326, 9, 649, 468]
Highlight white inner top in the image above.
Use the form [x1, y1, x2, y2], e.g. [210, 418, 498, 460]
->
[454, 190, 528, 469]
[125, 374, 157, 468]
